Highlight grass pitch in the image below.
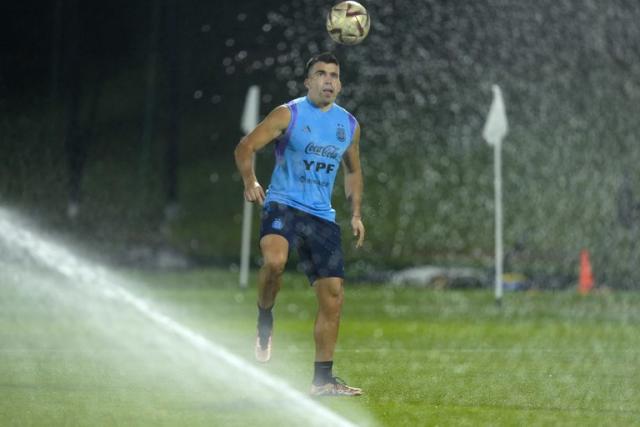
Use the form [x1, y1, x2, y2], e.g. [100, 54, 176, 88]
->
[1, 266, 639, 426]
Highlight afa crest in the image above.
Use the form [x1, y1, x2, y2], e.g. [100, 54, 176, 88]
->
[336, 124, 346, 142]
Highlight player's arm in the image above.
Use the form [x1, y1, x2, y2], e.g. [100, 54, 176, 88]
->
[234, 105, 291, 205]
[342, 123, 365, 248]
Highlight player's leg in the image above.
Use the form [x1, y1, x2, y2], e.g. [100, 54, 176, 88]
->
[258, 234, 289, 308]
[255, 234, 289, 362]
[302, 217, 361, 396]
[310, 276, 361, 396]
[255, 202, 294, 363]
[313, 276, 344, 362]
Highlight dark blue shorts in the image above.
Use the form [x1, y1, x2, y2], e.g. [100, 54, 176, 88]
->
[260, 202, 344, 284]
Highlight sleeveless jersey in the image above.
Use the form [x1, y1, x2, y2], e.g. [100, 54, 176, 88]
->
[264, 96, 358, 222]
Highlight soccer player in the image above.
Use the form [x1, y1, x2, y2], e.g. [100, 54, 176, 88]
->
[234, 52, 364, 396]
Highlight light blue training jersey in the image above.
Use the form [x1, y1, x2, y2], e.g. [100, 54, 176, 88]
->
[264, 96, 358, 222]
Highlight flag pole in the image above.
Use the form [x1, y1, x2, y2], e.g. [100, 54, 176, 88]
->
[239, 85, 260, 288]
[494, 134, 503, 303]
[482, 85, 508, 306]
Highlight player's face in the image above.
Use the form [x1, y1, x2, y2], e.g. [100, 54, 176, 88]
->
[304, 62, 342, 109]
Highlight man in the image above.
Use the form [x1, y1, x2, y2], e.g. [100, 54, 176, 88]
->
[234, 52, 365, 396]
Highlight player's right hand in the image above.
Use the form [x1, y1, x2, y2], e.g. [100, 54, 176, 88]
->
[244, 181, 265, 205]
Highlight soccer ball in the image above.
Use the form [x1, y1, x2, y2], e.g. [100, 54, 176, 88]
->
[326, 1, 371, 45]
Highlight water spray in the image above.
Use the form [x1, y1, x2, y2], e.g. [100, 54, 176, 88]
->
[0, 207, 362, 427]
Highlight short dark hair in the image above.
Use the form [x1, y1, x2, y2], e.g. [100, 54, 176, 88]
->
[304, 52, 340, 77]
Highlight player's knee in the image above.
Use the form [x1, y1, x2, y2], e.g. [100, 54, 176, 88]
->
[320, 281, 344, 311]
[324, 278, 343, 293]
[262, 255, 287, 276]
[329, 282, 344, 301]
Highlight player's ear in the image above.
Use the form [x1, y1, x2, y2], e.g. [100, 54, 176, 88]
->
[304, 78, 310, 89]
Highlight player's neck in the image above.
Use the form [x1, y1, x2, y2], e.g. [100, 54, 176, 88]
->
[306, 95, 333, 112]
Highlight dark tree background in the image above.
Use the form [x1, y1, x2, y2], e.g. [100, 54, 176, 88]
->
[3, 1, 640, 287]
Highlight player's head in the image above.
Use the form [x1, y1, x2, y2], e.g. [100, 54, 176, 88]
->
[304, 52, 341, 108]
[304, 52, 340, 77]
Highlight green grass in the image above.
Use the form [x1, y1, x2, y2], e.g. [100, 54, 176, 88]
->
[1, 266, 640, 426]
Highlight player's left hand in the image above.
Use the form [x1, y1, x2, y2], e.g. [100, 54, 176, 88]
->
[351, 216, 365, 248]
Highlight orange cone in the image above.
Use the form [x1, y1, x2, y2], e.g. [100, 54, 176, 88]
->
[578, 249, 594, 295]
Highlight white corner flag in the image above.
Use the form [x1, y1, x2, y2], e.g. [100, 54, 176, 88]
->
[241, 86, 260, 134]
[239, 85, 260, 288]
[483, 85, 508, 146]
[482, 84, 508, 305]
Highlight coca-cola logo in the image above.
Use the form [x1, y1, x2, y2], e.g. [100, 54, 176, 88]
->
[304, 143, 339, 159]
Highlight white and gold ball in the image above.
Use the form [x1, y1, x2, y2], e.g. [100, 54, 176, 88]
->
[326, 1, 371, 45]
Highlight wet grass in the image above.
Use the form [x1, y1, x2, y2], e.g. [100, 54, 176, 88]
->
[1, 267, 639, 426]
